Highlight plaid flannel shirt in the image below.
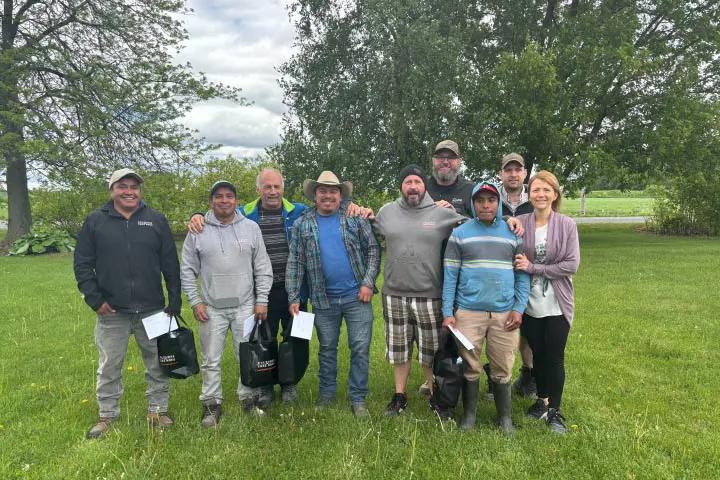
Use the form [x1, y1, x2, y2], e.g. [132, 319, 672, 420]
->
[286, 207, 381, 309]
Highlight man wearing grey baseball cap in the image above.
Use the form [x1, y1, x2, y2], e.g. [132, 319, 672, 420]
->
[74, 168, 181, 438]
[425, 140, 476, 218]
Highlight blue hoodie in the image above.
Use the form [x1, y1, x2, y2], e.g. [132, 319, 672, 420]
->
[441, 181, 530, 317]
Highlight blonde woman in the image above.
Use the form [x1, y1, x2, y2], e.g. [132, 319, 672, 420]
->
[513, 171, 580, 434]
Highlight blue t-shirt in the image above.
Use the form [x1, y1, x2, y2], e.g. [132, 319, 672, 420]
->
[316, 211, 359, 297]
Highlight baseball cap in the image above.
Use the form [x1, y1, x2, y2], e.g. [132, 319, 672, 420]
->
[209, 180, 237, 198]
[433, 140, 460, 157]
[473, 183, 500, 199]
[501, 153, 525, 169]
[108, 168, 144, 189]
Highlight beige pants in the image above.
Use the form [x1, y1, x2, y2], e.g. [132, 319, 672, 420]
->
[454, 309, 519, 383]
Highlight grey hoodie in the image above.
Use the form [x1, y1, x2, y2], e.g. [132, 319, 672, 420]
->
[373, 192, 464, 298]
[181, 211, 273, 309]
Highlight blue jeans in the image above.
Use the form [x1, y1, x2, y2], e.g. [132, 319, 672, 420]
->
[313, 294, 373, 404]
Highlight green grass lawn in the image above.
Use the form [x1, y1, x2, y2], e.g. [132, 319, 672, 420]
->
[1, 225, 718, 479]
[563, 197, 654, 217]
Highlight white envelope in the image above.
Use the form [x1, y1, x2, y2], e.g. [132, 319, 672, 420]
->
[291, 311, 315, 340]
[243, 315, 257, 338]
[142, 312, 178, 340]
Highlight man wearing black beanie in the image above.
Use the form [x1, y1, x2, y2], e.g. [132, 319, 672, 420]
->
[371, 164, 464, 420]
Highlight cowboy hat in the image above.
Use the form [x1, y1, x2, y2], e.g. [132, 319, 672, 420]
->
[302, 171, 353, 199]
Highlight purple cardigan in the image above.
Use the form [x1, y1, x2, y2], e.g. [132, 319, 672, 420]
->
[519, 211, 580, 326]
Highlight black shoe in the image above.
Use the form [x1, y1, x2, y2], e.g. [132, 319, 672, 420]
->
[513, 366, 537, 398]
[429, 395, 455, 421]
[384, 393, 408, 417]
[526, 398, 549, 420]
[547, 408, 567, 434]
[201, 403, 223, 428]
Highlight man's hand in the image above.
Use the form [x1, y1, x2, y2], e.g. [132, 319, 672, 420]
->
[514, 253, 530, 271]
[188, 214, 205, 234]
[96, 302, 116, 316]
[434, 200, 455, 210]
[505, 311, 522, 330]
[507, 217, 524, 236]
[255, 304, 268, 321]
[442, 316, 456, 329]
[358, 286, 373, 302]
[346, 202, 374, 219]
[192, 303, 209, 322]
[289, 303, 300, 317]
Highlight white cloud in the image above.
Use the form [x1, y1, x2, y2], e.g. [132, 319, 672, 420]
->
[177, 0, 295, 156]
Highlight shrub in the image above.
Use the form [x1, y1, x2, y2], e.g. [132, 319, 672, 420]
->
[648, 173, 720, 236]
[8, 227, 76, 256]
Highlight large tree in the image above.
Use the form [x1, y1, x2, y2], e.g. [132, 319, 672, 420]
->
[0, 0, 243, 243]
[274, 0, 720, 194]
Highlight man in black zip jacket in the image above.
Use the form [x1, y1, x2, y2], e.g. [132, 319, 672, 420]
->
[74, 168, 181, 439]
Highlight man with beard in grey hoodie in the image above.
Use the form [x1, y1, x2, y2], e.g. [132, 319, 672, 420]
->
[371, 165, 464, 420]
[181, 181, 273, 427]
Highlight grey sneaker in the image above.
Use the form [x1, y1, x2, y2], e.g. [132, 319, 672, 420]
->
[418, 381, 432, 396]
[547, 408, 567, 434]
[200, 403, 222, 428]
[257, 386, 274, 409]
[351, 403, 369, 418]
[86, 417, 118, 439]
[526, 398, 549, 420]
[315, 395, 335, 409]
[281, 384, 299, 403]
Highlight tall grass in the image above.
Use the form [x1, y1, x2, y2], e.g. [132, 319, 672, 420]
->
[0, 225, 718, 478]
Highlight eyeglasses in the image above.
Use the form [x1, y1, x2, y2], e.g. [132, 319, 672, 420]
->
[433, 156, 459, 162]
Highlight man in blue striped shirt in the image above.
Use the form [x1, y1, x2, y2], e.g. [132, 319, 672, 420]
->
[442, 181, 530, 435]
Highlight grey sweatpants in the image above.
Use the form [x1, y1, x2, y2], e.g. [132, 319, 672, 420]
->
[94, 310, 169, 418]
[199, 303, 258, 404]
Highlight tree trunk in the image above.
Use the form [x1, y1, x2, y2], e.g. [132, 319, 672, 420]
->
[5, 137, 32, 244]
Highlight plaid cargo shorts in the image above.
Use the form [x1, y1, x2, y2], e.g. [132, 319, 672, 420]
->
[382, 294, 443, 366]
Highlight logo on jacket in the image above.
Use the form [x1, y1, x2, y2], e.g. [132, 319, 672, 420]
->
[138, 221, 153, 227]
[422, 221, 436, 228]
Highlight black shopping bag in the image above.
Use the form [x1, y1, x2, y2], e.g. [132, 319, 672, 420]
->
[157, 314, 200, 379]
[432, 332, 463, 408]
[239, 320, 279, 388]
[277, 319, 309, 385]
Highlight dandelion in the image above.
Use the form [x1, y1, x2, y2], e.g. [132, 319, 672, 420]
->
[31, 383, 37, 388]
[571, 424, 578, 429]
[81, 399, 89, 404]
[127, 366, 135, 371]
[0, 424, 4, 430]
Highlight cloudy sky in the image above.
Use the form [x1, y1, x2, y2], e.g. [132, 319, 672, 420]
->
[177, 0, 297, 159]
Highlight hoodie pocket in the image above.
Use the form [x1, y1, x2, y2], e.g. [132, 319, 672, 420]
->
[209, 273, 252, 308]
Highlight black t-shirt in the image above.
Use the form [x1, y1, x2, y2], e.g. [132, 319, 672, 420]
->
[426, 176, 476, 218]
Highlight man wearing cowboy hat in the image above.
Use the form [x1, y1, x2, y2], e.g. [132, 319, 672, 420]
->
[286, 171, 382, 417]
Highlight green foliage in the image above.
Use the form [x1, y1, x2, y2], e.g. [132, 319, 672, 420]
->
[275, 0, 720, 194]
[1, 1, 245, 242]
[30, 157, 268, 236]
[649, 174, 720, 236]
[8, 227, 75, 256]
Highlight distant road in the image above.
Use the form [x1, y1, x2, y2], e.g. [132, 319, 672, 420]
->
[571, 216, 646, 224]
[0, 220, 6, 229]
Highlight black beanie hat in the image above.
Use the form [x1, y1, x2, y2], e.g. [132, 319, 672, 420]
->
[398, 164, 427, 187]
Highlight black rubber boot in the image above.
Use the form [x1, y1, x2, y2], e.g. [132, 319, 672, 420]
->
[459, 379, 480, 431]
[512, 366, 537, 398]
[492, 380, 515, 436]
